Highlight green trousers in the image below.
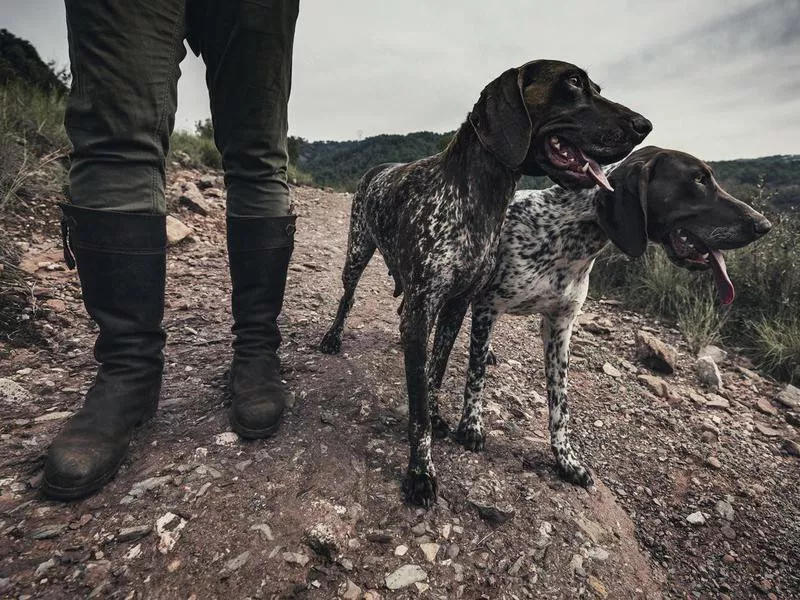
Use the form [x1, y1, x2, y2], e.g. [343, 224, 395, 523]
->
[64, 0, 299, 217]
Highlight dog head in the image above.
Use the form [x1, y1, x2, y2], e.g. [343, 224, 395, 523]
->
[596, 146, 773, 304]
[469, 59, 651, 189]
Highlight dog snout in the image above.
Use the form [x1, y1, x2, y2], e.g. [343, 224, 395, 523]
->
[630, 115, 652, 140]
[753, 216, 772, 236]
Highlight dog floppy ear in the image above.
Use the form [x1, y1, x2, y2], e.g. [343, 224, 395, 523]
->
[469, 68, 532, 170]
[596, 152, 662, 258]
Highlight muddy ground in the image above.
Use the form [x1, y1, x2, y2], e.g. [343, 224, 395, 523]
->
[1, 167, 799, 599]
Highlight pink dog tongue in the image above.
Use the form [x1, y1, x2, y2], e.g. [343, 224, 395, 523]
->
[708, 249, 735, 305]
[578, 150, 614, 192]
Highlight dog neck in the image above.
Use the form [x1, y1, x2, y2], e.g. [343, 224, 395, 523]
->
[441, 119, 520, 206]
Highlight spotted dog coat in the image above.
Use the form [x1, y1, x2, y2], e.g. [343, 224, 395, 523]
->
[319, 61, 652, 507]
[455, 147, 773, 487]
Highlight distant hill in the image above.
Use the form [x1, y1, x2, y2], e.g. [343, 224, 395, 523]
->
[296, 133, 800, 208]
[0, 29, 68, 95]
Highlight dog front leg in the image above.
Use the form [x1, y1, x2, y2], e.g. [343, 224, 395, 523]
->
[543, 312, 593, 487]
[400, 302, 437, 507]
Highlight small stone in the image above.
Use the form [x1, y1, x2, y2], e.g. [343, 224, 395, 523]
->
[574, 514, 608, 544]
[701, 430, 718, 444]
[419, 542, 440, 563]
[116, 524, 152, 542]
[305, 523, 339, 558]
[441, 523, 451, 539]
[214, 431, 239, 446]
[688, 390, 707, 405]
[587, 547, 610, 561]
[754, 422, 781, 437]
[0, 378, 32, 404]
[569, 553, 585, 577]
[250, 524, 275, 541]
[167, 559, 181, 572]
[410, 522, 427, 536]
[156, 512, 187, 554]
[756, 398, 778, 416]
[34, 558, 56, 578]
[283, 552, 310, 567]
[698, 345, 727, 363]
[394, 545, 408, 557]
[637, 374, 670, 398]
[776, 384, 800, 409]
[124, 544, 142, 560]
[706, 456, 722, 469]
[721, 525, 736, 540]
[468, 499, 515, 524]
[635, 331, 678, 374]
[696, 356, 723, 390]
[385, 564, 427, 590]
[715, 499, 734, 521]
[220, 551, 250, 576]
[44, 298, 67, 313]
[507, 554, 525, 576]
[339, 579, 362, 600]
[30, 524, 66, 540]
[782, 438, 800, 457]
[446, 543, 460, 560]
[34, 411, 73, 423]
[705, 394, 730, 410]
[129, 475, 172, 497]
[593, 419, 604, 428]
[602, 363, 622, 378]
[166, 215, 192, 245]
[178, 182, 215, 216]
[587, 575, 609, 598]
[686, 511, 706, 525]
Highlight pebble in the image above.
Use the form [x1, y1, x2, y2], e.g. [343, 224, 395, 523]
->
[686, 511, 707, 526]
[637, 374, 670, 398]
[756, 398, 778, 416]
[129, 475, 172, 497]
[569, 553, 585, 577]
[715, 499, 735, 521]
[782, 438, 800, 457]
[124, 544, 142, 560]
[700, 430, 718, 444]
[468, 499, 515, 524]
[30, 524, 66, 540]
[116, 524, 152, 542]
[754, 423, 781, 437]
[574, 515, 607, 544]
[220, 551, 250, 576]
[156, 512, 187, 554]
[705, 394, 730, 410]
[419, 542, 439, 563]
[394, 544, 408, 557]
[602, 362, 622, 378]
[34, 558, 56, 578]
[33, 411, 73, 423]
[776, 384, 800, 409]
[214, 432, 239, 446]
[0, 378, 32, 404]
[587, 575, 609, 598]
[340, 579, 362, 600]
[410, 522, 427, 536]
[283, 552, 310, 567]
[593, 419, 604, 428]
[706, 456, 722, 469]
[696, 356, 723, 390]
[305, 523, 339, 558]
[446, 543, 460, 560]
[385, 564, 427, 590]
[587, 547, 610, 561]
[250, 523, 275, 541]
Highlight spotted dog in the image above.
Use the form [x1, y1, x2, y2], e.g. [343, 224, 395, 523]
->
[455, 146, 772, 486]
[319, 60, 651, 507]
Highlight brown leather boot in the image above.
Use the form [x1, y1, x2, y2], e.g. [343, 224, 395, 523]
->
[226, 215, 296, 438]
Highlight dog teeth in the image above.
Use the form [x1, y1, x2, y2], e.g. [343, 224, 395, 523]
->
[581, 162, 590, 173]
[680, 235, 688, 242]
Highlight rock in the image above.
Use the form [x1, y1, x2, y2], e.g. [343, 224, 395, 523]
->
[419, 542, 440, 563]
[214, 431, 239, 446]
[0, 378, 32, 404]
[688, 390, 707, 405]
[339, 579, 362, 600]
[587, 547, 610, 561]
[124, 543, 143, 560]
[782, 439, 800, 457]
[776, 385, 800, 409]
[116, 524, 152, 542]
[84, 560, 111, 589]
[34, 411, 73, 423]
[30, 524, 66, 540]
[410, 522, 427, 536]
[705, 394, 730, 410]
[166, 215, 192, 245]
[721, 526, 736, 540]
[156, 512, 188, 553]
[364, 591, 381, 600]
[696, 356, 723, 390]
[701, 430, 718, 444]
[578, 313, 612, 335]
[602, 362, 622, 378]
[756, 398, 778, 416]
[283, 552, 310, 566]
[754, 422, 781, 437]
[507, 554, 525, 576]
[715, 499, 735, 521]
[736, 366, 762, 381]
[305, 523, 339, 558]
[706, 456, 722, 469]
[250, 523, 275, 541]
[446, 543, 460, 560]
[44, 298, 67, 313]
[569, 553, 585, 576]
[686, 511, 707, 525]
[197, 175, 218, 190]
[574, 515, 608, 544]
[219, 551, 250, 576]
[698, 345, 727, 363]
[34, 557, 56, 578]
[385, 564, 427, 590]
[637, 374, 670, 398]
[129, 475, 172, 497]
[179, 182, 215, 216]
[635, 331, 678, 374]
[467, 499, 515, 524]
[587, 575, 609, 598]
[394, 544, 408, 557]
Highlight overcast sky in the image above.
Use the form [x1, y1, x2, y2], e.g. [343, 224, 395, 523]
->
[5, 0, 800, 160]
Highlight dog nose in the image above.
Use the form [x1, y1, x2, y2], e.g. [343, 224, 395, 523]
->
[630, 115, 652, 137]
[753, 217, 772, 236]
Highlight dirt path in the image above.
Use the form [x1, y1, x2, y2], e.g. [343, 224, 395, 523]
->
[1, 170, 798, 599]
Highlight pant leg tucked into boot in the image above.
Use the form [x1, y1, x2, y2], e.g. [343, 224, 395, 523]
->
[43, 205, 166, 500]
[227, 215, 296, 438]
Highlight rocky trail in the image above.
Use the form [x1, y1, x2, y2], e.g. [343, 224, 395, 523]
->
[1, 167, 799, 599]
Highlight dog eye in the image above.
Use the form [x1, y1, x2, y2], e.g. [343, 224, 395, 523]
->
[695, 173, 708, 185]
[567, 76, 581, 88]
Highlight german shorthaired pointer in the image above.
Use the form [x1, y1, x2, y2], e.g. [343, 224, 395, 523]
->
[320, 60, 651, 506]
[455, 146, 772, 486]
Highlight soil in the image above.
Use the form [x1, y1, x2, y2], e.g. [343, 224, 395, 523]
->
[1, 167, 798, 599]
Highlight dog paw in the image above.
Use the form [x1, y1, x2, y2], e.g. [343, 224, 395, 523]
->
[556, 461, 594, 488]
[485, 348, 497, 366]
[402, 468, 438, 508]
[319, 331, 342, 354]
[455, 419, 485, 451]
[431, 414, 450, 439]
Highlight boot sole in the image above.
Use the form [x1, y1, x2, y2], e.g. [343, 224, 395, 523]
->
[229, 411, 282, 440]
[41, 451, 127, 501]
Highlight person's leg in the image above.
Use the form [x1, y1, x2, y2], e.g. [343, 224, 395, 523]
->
[43, 0, 185, 500]
[190, 0, 299, 437]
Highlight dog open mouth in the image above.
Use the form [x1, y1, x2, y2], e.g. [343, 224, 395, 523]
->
[543, 136, 614, 192]
[668, 228, 735, 305]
